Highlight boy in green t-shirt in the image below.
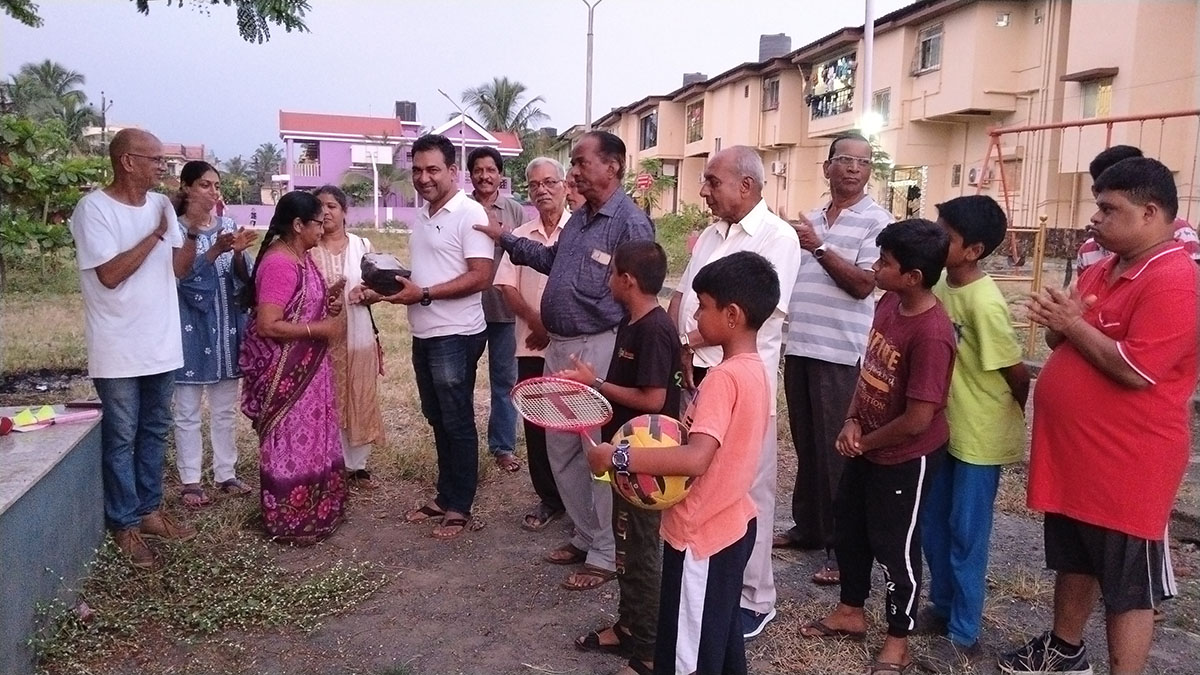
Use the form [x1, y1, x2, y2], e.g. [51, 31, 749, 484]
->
[919, 195, 1031, 668]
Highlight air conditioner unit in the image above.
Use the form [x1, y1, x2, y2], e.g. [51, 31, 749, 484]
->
[770, 161, 788, 176]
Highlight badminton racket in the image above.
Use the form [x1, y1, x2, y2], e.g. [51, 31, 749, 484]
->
[510, 376, 612, 442]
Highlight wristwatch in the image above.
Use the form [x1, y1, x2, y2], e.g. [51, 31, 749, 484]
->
[612, 440, 631, 475]
[419, 287, 432, 306]
[592, 376, 605, 391]
[813, 243, 828, 260]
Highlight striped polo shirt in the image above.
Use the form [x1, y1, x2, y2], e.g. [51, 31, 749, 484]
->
[784, 195, 891, 366]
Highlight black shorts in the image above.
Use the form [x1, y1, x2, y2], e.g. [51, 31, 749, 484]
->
[1044, 513, 1176, 613]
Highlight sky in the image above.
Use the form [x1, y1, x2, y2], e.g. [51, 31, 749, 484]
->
[1, 0, 913, 161]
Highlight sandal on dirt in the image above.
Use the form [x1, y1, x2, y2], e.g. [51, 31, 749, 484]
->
[216, 478, 253, 496]
[622, 659, 654, 675]
[812, 564, 841, 586]
[544, 542, 587, 565]
[562, 564, 617, 591]
[799, 619, 867, 642]
[868, 660, 914, 675]
[494, 453, 521, 472]
[405, 503, 446, 524]
[180, 483, 211, 508]
[431, 516, 482, 540]
[574, 625, 631, 655]
[522, 503, 565, 532]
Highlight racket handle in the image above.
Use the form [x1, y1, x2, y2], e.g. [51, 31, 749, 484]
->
[579, 432, 597, 448]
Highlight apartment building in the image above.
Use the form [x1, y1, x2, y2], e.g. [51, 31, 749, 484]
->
[596, 0, 1200, 229]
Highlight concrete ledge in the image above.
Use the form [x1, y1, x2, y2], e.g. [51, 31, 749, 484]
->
[0, 408, 104, 675]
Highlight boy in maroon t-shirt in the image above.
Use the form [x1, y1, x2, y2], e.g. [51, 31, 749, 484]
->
[800, 219, 956, 675]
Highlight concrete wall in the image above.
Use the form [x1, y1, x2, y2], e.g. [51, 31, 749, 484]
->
[0, 418, 104, 675]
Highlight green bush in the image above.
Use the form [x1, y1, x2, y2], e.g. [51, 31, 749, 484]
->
[655, 203, 712, 276]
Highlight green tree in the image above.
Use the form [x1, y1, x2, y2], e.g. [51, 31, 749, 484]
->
[249, 142, 283, 188]
[3, 0, 309, 43]
[0, 115, 110, 284]
[461, 77, 548, 133]
[341, 164, 414, 207]
[622, 157, 677, 214]
[220, 155, 252, 204]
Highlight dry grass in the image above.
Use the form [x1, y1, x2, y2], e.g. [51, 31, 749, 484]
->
[995, 464, 1035, 519]
[1, 293, 88, 374]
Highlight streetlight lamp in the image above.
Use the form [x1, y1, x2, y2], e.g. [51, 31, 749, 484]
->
[581, 0, 603, 130]
[437, 88, 468, 190]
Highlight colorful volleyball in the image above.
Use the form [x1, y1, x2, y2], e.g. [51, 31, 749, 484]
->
[609, 414, 692, 510]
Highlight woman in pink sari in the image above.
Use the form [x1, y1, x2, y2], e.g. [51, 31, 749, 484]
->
[239, 191, 347, 544]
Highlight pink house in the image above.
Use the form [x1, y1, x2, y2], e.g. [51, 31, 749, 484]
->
[277, 104, 524, 207]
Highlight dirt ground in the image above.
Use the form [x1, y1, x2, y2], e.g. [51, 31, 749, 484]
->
[57, 441, 1200, 675]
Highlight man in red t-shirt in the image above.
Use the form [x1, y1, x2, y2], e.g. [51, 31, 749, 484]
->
[1002, 157, 1199, 675]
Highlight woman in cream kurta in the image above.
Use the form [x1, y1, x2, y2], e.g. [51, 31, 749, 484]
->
[311, 185, 385, 487]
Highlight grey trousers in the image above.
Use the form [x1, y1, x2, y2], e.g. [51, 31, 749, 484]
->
[544, 329, 618, 571]
[741, 415, 778, 614]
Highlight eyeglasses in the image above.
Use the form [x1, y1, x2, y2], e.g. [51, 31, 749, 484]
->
[125, 153, 167, 165]
[829, 155, 873, 168]
[306, 218, 324, 226]
[527, 179, 563, 192]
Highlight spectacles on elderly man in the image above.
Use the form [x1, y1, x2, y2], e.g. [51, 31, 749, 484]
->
[829, 155, 872, 168]
[527, 178, 563, 192]
[125, 153, 167, 165]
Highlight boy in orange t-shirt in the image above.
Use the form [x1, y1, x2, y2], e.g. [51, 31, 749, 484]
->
[589, 251, 778, 675]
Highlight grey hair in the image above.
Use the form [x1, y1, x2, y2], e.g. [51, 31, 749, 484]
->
[726, 145, 765, 188]
[526, 156, 566, 181]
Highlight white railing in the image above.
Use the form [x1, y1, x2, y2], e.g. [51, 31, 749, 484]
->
[295, 162, 321, 177]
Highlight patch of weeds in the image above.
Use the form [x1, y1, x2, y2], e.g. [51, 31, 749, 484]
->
[31, 534, 387, 675]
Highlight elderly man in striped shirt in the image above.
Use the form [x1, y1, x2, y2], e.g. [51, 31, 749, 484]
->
[775, 132, 892, 589]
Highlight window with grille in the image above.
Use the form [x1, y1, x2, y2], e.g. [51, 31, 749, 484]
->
[762, 78, 780, 111]
[639, 111, 658, 150]
[914, 24, 943, 74]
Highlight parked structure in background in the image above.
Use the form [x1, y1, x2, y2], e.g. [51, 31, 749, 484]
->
[590, 0, 1199, 230]
[277, 102, 523, 207]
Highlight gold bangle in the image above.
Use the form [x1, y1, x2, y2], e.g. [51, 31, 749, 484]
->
[305, 324, 312, 338]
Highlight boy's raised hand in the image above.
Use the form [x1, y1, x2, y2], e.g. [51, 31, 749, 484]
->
[587, 441, 614, 476]
[555, 354, 597, 387]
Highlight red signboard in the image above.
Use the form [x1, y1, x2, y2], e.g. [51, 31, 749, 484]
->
[636, 172, 653, 190]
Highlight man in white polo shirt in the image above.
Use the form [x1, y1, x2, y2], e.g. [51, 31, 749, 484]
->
[374, 133, 494, 540]
[669, 145, 801, 640]
[776, 133, 891, 588]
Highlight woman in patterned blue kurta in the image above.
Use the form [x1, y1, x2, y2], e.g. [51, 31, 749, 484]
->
[172, 160, 258, 506]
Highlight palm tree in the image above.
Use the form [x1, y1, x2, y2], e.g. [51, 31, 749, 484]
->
[461, 77, 548, 133]
[222, 155, 252, 204]
[55, 98, 99, 152]
[17, 60, 88, 113]
[341, 164, 414, 207]
[249, 143, 284, 187]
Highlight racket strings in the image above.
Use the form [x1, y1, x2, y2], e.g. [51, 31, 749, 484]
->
[511, 378, 612, 430]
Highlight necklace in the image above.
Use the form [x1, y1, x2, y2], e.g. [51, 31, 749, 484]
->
[283, 239, 306, 264]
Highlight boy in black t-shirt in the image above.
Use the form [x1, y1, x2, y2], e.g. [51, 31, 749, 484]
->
[559, 240, 682, 675]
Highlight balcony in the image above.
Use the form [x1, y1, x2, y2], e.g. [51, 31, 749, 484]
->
[295, 161, 321, 178]
[808, 89, 854, 120]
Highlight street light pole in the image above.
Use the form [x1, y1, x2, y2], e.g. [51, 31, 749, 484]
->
[100, 90, 114, 148]
[437, 88, 468, 191]
[581, 0, 603, 130]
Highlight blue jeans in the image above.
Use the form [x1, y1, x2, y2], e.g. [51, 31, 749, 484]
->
[93, 371, 175, 530]
[920, 455, 1002, 646]
[486, 321, 518, 456]
[412, 331, 487, 515]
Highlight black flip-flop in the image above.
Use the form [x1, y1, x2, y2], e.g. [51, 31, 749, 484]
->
[522, 503, 565, 532]
[573, 625, 631, 655]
